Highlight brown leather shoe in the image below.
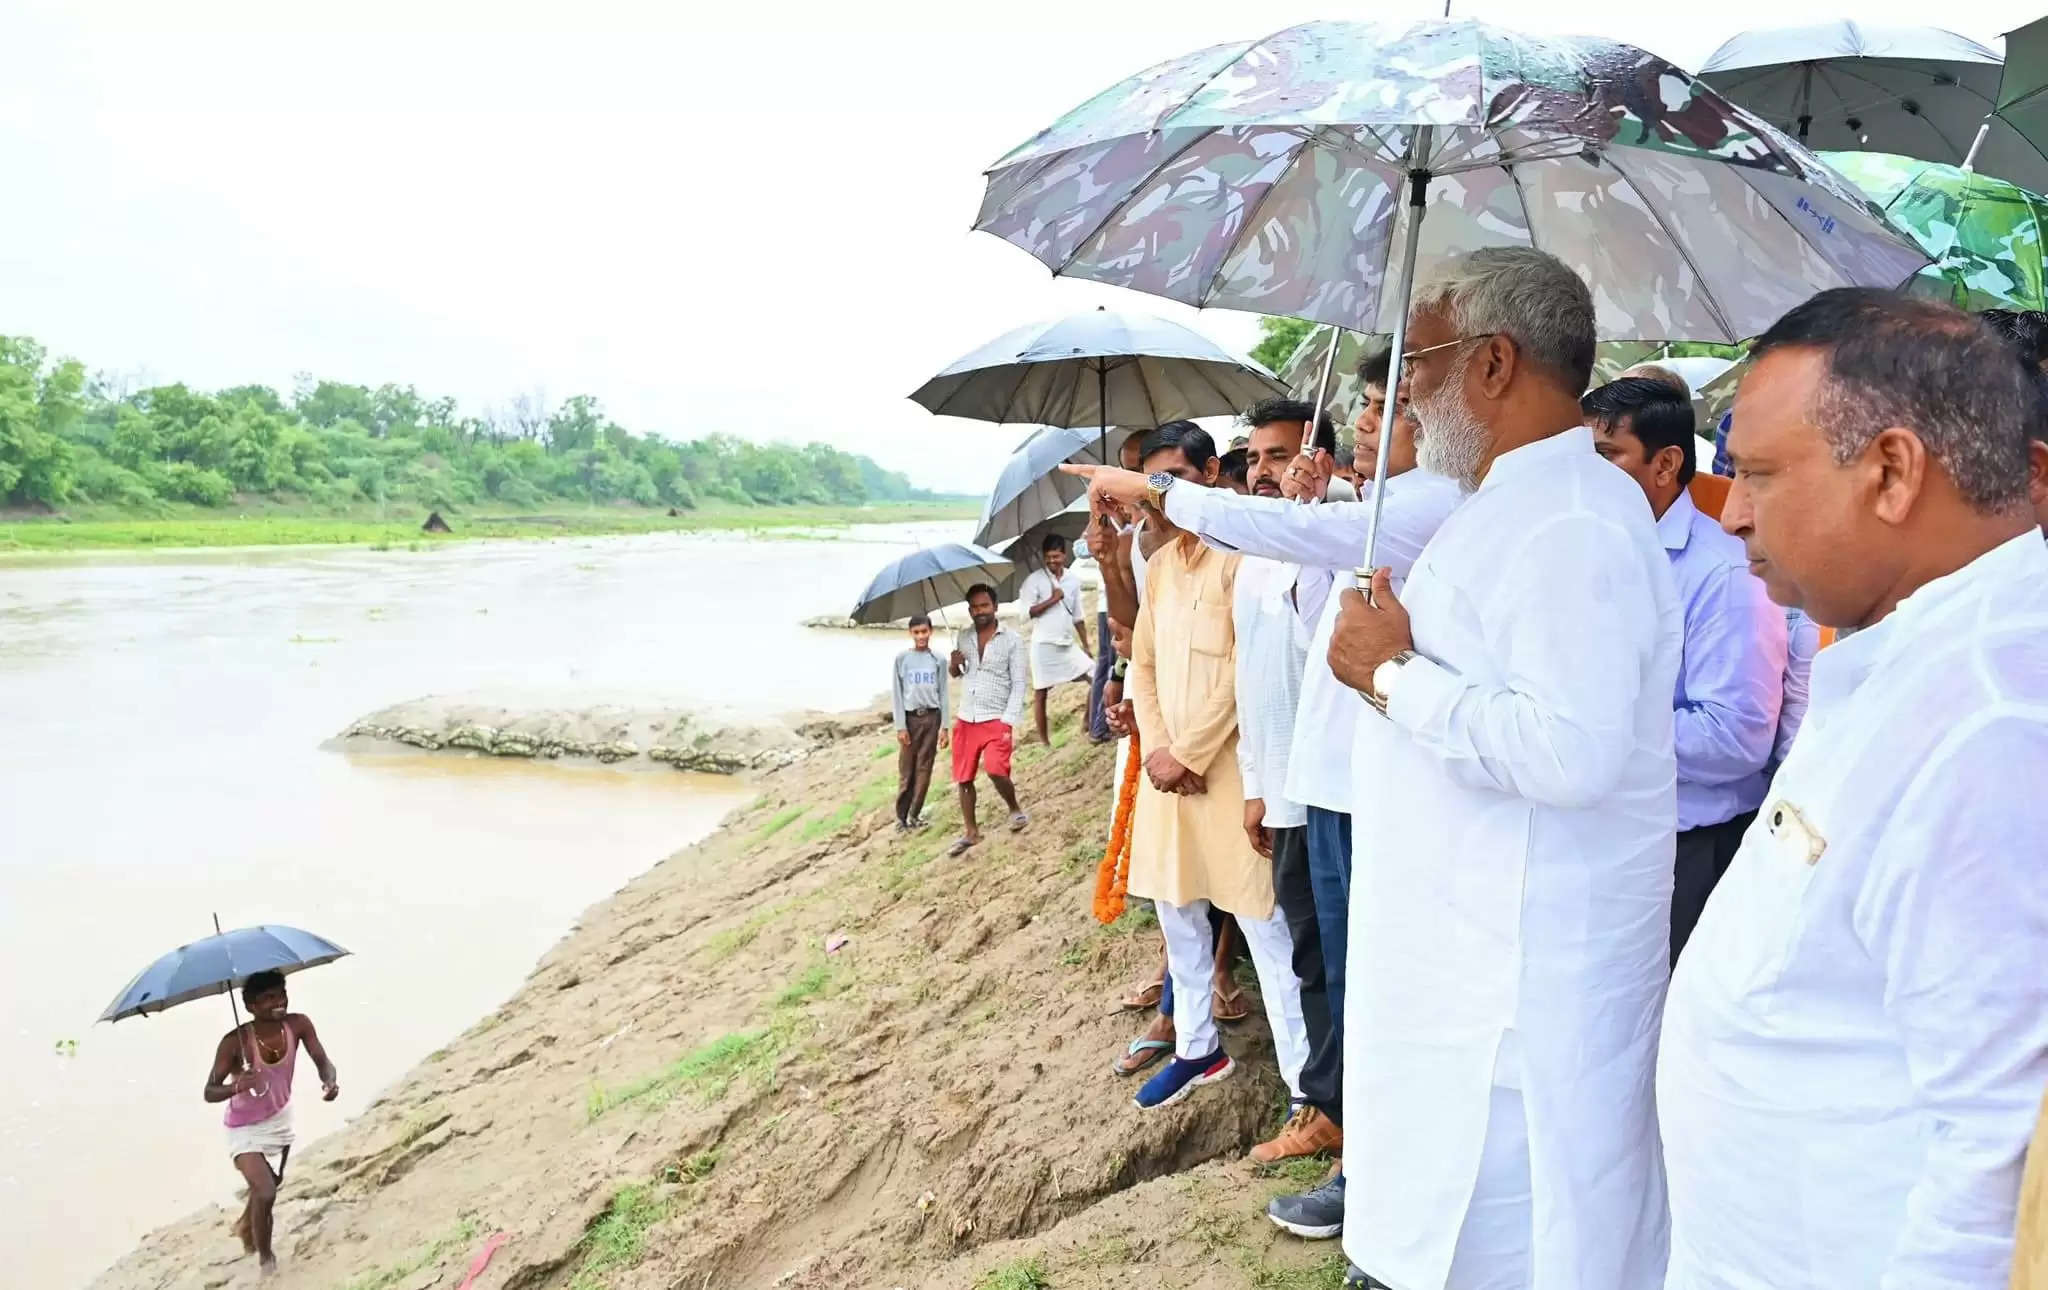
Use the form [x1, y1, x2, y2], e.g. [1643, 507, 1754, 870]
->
[1250, 1105, 1342, 1163]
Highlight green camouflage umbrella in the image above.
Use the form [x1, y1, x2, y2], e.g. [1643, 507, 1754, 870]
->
[1821, 151, 2048, 311]
[976, 17, 1929, 572]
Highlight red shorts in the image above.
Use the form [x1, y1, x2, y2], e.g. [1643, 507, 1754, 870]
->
[951, 719, 1013, 783]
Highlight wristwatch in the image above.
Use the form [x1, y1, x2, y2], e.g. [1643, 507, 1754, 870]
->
[1363, 649, 1418, 716]
[1143, 471, 1176, 510]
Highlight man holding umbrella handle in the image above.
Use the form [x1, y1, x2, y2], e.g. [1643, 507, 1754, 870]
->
[203, 970, 339, 1276]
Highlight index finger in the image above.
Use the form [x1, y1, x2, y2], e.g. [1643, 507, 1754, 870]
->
[1057, 463, 1099, 479]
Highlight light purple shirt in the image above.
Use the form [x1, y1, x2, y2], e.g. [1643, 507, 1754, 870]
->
[1659, 492, 1788, 830]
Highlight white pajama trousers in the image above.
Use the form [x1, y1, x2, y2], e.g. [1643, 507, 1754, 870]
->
[1155, 895, 1311, 1098]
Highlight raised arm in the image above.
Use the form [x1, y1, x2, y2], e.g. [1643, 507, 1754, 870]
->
[1024, 572, 1061, 619]
[1673, 564, 1786, 787]
[293, 1014, 341, 1099]
[1855, 720, 2048, 1289]
[1383, 512, 1664, 809]
[204, 1030, 247, 1104]
[1093, 515, 1140, 632]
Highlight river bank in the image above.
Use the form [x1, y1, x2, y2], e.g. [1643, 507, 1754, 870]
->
[0, 499, 976, 555]
[86, 688, 1345, 1290]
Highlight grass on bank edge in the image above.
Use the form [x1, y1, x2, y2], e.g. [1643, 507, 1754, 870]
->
[0, 500, 977, 554]
[337, 1217, 479, 1290]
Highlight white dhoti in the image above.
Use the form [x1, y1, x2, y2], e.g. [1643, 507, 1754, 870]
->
[1030, 638, 1091, 688]
[225, 1104, 294, 1167]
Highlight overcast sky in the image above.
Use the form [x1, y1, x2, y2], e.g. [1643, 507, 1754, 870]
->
[0, 0, 2035, 491]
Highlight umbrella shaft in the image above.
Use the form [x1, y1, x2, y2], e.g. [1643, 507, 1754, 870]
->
[1361, 129, 1435, 595]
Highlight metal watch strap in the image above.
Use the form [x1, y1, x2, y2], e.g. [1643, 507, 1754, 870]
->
[1363, 648, 1419, 716]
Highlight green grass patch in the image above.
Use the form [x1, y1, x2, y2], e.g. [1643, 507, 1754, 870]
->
[851, 770, 898, 815]
[870, 741, 896, 761]
[0, 500, 978, 556]
[1244, 1253, 1350, 1290]
[566, 1185, 672, 1290]
[586, 1028, 781, 1120]
[799, 801, 856, 841]
[678, 1149, 720, 1182]
[337, 1218, 479, 1290]
[1259, 1154, 1334, 1191]
[772, 959, 833, 1010]
[975, 1255, 1051, 1290]
[750, 805, 805, 846]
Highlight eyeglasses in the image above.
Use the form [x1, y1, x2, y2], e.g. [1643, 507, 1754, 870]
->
[1400, 333, 1499, 364]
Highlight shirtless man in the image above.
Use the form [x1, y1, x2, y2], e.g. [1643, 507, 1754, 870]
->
[203, 970, 339, 1275]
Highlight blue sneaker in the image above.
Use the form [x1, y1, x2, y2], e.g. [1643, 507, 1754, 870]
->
[1133, 1050, 1234, 1109]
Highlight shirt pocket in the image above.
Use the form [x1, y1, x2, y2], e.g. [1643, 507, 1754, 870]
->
[1743, 797, 1827, 995]
[1189, 601, 1231, 657]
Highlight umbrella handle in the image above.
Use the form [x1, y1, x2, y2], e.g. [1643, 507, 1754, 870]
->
[215, 913, 268, 1101]
[1359, 128, 1434, 601]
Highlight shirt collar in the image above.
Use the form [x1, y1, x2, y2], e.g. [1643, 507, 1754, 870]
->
[1476, 426, 1594, 496]
[1809, 529, 2047, 711]
[1656, 490, 1699, 553]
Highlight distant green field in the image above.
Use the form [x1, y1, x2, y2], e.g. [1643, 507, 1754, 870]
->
[0, 500, 976, 555]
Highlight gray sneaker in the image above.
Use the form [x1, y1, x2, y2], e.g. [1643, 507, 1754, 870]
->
[1266, 1172, 1343, 1239]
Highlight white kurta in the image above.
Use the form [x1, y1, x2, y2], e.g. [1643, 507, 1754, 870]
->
[1347, 428, 1681, 1290]
[1660, 530, 2048, 1290]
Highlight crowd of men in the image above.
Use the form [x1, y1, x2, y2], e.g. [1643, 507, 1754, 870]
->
[889, 246, 2048, 1289]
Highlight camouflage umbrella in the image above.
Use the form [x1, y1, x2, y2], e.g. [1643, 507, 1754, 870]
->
[1821, 151, 2048, 311]
[975, 17, 1929, 572]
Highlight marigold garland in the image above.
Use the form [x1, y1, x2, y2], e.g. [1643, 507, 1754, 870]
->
[1093, 729, 1141, 924]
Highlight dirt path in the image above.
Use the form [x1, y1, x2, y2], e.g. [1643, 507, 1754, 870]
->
[90, 690, 1345, 1290]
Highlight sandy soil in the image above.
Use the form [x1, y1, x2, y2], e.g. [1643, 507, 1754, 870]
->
[92, 688, 1344, 1290]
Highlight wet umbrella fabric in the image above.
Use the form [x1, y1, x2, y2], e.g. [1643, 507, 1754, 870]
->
[977, 17, 1928, 573]
[100, 924, 351, 1022]
[974, 424, 1138, 549]
[1822, 150, 2048, 311]
[851, 543, 1019, 626]
[1698, 22, 2048, 192]
[910, 308, 1283, 429]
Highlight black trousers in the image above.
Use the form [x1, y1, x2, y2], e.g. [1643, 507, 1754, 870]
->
[1671, 810, 1756, 967]
[1272, 824, 1340, 1122]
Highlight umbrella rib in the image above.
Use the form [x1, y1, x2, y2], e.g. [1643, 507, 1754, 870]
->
[1812, 61, 1996, 119]
[1054, 127, 1244, 279]
[1197, 135, 1316, 311]
[1145, 30, 1288, 133]
[1596, 151, 1739, 343]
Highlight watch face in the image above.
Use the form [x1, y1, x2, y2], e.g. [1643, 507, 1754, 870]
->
[1147, 471, 1175, 492]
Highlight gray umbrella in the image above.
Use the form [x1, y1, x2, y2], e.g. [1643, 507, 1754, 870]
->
[100, 921, 351, 1022]
[998, 502, 1093, 569]
[910, 307, 1284, 444]
[973, 423, 1139, 549]
[851, 542, 1019, 625]
[1699, 22, 2048, 192]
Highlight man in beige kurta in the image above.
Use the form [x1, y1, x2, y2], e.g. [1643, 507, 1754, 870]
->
[1123, 420, 1303, 1112]
[2017, 1088, 2048, 1289]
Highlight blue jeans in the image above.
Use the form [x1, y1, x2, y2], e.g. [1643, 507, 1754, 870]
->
[1087, 610, 1115, 740]
[1304, 805, 1353, 1126]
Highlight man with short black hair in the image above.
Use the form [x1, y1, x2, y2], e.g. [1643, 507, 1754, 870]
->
[1585, 376, 1787, 963]
[1018, 533, 1090, 746]
[1117, 421, 1308, 1115]
[890, 612, 950, 831]
[1978, 307, 2048, 535]
[947, 584, 1027, 856]
[1661, 289, 2048, 1290]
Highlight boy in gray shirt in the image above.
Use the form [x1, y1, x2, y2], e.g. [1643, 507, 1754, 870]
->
[890, 613, 950, 831]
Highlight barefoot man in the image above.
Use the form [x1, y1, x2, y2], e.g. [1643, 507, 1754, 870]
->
[204, 970, 339, 1275]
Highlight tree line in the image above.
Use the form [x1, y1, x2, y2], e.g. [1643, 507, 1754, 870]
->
[0, 335, 947, 513]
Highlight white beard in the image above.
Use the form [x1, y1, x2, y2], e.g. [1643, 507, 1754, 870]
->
[1412, 355, 1490, 492]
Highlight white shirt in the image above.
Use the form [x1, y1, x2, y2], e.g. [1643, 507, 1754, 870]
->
[1660, 530, 2048, 1290]
[1018, 567, 1083, 646]
[1161, 469, 1463, 813]
[1233, 554, 1309, 829]
[1347, 427, 1681, 1290]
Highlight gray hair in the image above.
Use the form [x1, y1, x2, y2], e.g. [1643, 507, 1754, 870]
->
[1411, 247, 1596, 392]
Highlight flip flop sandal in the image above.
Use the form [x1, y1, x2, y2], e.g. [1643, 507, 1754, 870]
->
[947, 836, 979, 858]
[1213, 985, 1252, 1024]
[1008, 811, 1030, 832]
[1118, 979, 1164, 1011]
[1112, 1037, 1173, 1077]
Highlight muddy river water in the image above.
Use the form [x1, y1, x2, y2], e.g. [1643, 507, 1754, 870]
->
[0, 522, 967, 1285]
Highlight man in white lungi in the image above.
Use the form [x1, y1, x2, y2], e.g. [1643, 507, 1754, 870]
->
[1017, 531, 1091, 746]
[1660, 291, 2048, 1289]
[1327, 247, 1680, 1290]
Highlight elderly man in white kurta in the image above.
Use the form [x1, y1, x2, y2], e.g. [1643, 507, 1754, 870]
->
[1327, 248, 1680, 1290]
[1660, 291, 2048, 1290]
